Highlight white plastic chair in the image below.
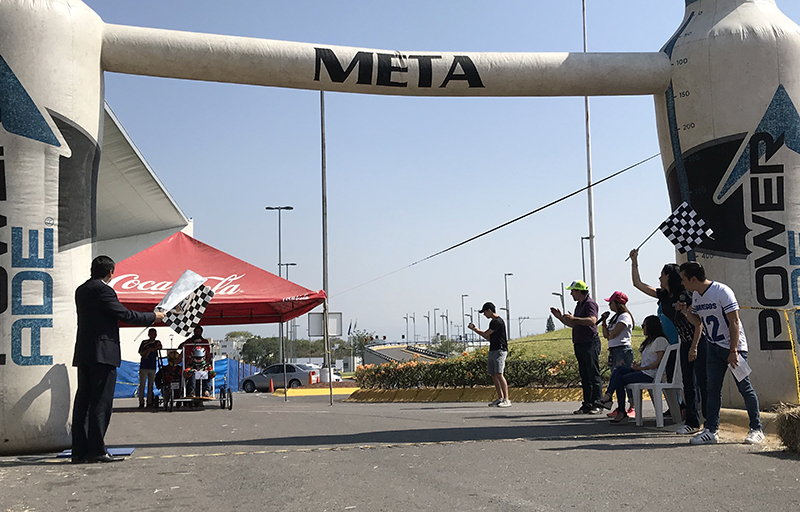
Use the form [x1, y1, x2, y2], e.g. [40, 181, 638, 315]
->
[626, 343, 682, 428]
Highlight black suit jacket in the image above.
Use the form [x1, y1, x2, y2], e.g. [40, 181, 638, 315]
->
[73, 278, 156, 367]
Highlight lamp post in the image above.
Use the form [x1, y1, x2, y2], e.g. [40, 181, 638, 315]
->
[461, 294, 468, 352]
[266, 205, 293, 370]
[582, 0, 598, 300]
[423, 312, 430, 343]
[433, 308, 439, 338]
[503, 273, 513, 339]
[581, 236, 590, 284]
[518, 316, 530, 339]
[410, 313, 416, 346]
[403, 315, 409, 344]
[440, 312, 448, 340]
[552, 282, 566, 314]
[279, 262, 297, 360]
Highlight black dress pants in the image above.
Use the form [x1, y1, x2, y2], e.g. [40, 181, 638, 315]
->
[72, 364, 116, 459]
[573, 335, 602, 408]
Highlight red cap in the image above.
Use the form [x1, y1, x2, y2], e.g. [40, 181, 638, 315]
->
[604, 291, 629, 304]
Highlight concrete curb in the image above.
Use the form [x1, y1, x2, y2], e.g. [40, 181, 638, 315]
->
[346, 388, 586, 403]
[270, 388, 358, 397]
[719, 408, 779, 435]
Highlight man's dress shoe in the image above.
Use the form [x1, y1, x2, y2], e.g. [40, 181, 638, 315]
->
[91, 452, 125, 463]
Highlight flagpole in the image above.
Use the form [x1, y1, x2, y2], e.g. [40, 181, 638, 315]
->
[321, 90, 333, 406]
[625, 226, 661, 261]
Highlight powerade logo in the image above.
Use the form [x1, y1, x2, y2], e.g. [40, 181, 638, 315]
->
[0, 145, 54, 366]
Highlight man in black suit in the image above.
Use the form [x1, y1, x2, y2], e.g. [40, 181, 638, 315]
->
[72, 255, 165, 463]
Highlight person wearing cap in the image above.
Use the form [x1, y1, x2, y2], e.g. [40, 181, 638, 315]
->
[469, 302, 510, 407]
[599, 291, 635, 418]
[550, 280, 603, 414]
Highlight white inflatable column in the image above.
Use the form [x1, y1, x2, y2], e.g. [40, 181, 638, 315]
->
[0, 0, 104, 454]
[654, 0, 800, 405]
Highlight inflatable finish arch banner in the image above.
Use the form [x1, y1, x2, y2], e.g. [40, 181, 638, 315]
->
[0, 0, 799, 453]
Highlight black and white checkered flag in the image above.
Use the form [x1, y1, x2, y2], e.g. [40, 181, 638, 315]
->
[163, 285, 214, 337]
[659, 202, 714, 254]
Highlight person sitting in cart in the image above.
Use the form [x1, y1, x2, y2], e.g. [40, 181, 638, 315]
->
[184, 346, 215, 398]
[156, 350, 183, 390]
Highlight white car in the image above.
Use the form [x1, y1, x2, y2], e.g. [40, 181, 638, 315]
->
[319, 367, 342, 383]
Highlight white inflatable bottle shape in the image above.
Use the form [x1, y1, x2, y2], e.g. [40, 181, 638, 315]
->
[654, 0, 800, 405]
[0, 0, 104, 453]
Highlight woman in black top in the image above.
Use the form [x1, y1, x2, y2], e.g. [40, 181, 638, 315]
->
[629, 249, 708, 434]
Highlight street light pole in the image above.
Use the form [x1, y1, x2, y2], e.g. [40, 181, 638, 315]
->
[423, 312, 430, 343]
[552, 282, 566, 314]
[279, 262, 297, 360]
[503, 273, 513, 340]
[518, 316, 530, 339]
[433, 308, 439, 338]
[461, 294, 468, 352]
[581, 236, 590, 284]
[409, 313, 416, 345]
[582, 0, 598, 300]
[266, 205, 293, 367]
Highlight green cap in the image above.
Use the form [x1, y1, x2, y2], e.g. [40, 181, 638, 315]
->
[566, 280, 589, 291]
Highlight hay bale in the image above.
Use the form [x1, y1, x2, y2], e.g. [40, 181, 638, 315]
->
[776, 405, 800, 453]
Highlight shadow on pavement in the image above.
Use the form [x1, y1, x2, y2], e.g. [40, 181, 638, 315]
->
[123, 422, 675, 451]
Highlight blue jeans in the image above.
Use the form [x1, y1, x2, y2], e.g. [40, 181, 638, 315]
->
[605, 366, 653, 410]
[704, 343, 761, 432]
[609, 346, 634, 368]
[680, 337, 708, 428]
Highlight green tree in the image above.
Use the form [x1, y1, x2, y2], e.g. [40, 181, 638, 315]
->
[350, 329, 375, 361]
[431, 334, 461, 357]
[225, 330, 255, 343]
[546, 315, 556, 333]
[240, 336, 280, 368]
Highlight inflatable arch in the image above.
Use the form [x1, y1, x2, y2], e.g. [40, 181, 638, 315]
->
[1, 0, 799, 453]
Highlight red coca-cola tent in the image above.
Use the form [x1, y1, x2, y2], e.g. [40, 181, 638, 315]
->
[111, 232, 326, 324]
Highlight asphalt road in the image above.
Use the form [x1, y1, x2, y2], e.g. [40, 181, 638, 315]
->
[1, 394, 798, 511]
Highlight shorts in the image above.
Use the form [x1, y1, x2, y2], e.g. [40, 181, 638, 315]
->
[487, 350, 507, 375]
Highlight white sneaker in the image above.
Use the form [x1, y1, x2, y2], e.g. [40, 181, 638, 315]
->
[744, 429, 765, 445]
[488, 398, 502, 407]
[497, 399, 512, 408]
[689, 428, 719, 445]
[676, 424, 700, 435]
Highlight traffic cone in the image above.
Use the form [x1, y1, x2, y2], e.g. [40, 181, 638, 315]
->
[268, 378, 274, 393]
[309, 371, 314, 385]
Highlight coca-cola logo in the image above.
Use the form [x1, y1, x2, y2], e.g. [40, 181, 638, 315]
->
[282, 294, 310, 302]
[110, 273, 245, 296]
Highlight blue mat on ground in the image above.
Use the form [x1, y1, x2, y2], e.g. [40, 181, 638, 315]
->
[57, 447, 136, 458]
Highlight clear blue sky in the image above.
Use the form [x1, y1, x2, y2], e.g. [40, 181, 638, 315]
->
[84, 1, 800, 342]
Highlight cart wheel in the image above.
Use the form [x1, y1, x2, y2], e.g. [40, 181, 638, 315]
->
[227, 388, 233, 410]
[168, 397, 173, 413]
[219, 386, 226, 409]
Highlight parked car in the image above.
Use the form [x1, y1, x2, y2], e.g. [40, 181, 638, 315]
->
[240, 364, 318, 393]
[319, 367, 342, 383]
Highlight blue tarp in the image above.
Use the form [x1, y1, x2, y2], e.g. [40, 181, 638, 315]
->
[115, 358, 260, 399]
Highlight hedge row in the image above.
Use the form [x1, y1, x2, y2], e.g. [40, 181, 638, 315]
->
[355, 347, 610, 389]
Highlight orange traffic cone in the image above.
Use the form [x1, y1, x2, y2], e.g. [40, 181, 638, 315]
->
[268, 378, 274, 393]
[309, 372, 314, 385]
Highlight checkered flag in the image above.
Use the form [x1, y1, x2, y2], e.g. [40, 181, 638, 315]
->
[163, 285, 214, 337]
[659, 202, 714, 254]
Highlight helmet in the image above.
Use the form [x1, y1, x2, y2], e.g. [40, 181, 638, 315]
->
[192, 347, 206, 358]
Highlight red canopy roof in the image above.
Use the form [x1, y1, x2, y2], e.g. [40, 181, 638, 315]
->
[112, 232, 326, 325]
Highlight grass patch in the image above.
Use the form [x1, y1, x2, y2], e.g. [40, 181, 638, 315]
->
[510, 327, 646, 361]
